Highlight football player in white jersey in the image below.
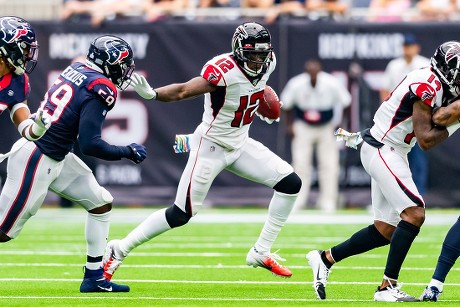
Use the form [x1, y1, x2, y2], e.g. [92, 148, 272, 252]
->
[306, 41, 460, 302]
[420, 42, 460, 302]
[103, 22, 301, 281]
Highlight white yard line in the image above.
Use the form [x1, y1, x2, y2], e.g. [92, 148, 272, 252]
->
[30, 208, 460, 225]
[2, 262, 460, 272]
[3, 297, 458, 304]
[1, 278, 460, 289]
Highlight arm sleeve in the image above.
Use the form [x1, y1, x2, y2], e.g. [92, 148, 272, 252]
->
[78, 98, 131, 160]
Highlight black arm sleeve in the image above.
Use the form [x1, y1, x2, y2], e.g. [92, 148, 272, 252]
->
[78, 99, 132, 160]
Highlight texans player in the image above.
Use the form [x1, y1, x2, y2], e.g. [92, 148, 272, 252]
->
[0, 35, 147, 293]
[0, 16, 49, 145]
[103, 22, 301, 280]
[306, 41, 460, 302]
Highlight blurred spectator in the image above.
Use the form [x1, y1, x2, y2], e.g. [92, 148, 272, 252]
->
[281, 59, 351, 212]
[379, 34, 430, 195]
[264, 0, 306, 24]
[199, 0, 238, 10]
[61, 0, 143, 27]
[306, 0, 348, 19]
[379, 34, 430, 101]
[351, 0, 371, 7]
[242, 0, 273, 9]
[143, 0, 189, 22]
[264, 0, 347, 24]
[61, 0, 190, 25]
[415, 0, 457, 21]
[367, 0, 411, 22]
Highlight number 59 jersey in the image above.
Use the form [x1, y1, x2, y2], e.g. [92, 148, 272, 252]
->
[197, 52, 276, 150]
[35, 62, 118, 161]
[370, 66, 445, 153]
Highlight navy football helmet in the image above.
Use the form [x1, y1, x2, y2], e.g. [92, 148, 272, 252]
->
[431, 41, 460, 97]
[86, 35, 134, 90]
[0, 16, 38, 75]
[232, 22, 273, 77]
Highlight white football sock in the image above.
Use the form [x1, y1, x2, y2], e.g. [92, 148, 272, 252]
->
[119, 208, 171, 256]
[429, 279, 444, 292]
[85, 211, 110, 270]
[254, 191, 297, 253]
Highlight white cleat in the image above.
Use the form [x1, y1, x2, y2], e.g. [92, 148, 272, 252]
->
[306, 250, 331, 300]
[246, 247, 292, 277]
[374, 284, 419, 302]
[102, 239, 125, 281]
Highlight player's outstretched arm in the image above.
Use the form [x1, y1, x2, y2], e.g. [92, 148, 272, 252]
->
[432, 99, 460, 126]
[78, 99, 147, 164]
[130, 73, 215, 102]
[156, 77, 216, 102]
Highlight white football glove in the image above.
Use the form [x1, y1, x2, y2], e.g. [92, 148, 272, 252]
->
[130, 72, 157, 100]
[20, 109, 51, 141]
[256, 112, 279, 124]
[32, 109, 51, 134]
[334, 128, 363, 150]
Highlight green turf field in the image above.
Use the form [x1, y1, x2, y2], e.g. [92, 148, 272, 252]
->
[1, 207, 460, 306]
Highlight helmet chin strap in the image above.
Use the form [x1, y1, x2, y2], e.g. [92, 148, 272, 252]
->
[243, 62, 264, 77]
[449, 85, 460, 97]
[10, 61, 24, 75]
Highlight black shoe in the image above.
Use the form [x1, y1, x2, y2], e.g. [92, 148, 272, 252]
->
[80, 267, 130, 293]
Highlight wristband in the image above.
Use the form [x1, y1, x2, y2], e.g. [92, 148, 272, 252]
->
[151, 89, 158, 100]
[447, 120, 460, 136]
[17, 118, 41, 141]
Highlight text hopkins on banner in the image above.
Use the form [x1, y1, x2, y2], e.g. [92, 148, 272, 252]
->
[319, 33, 406, 60]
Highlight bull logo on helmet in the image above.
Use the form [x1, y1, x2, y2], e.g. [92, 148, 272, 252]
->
[0, 17, 30, 44]
[6, 26, 28, 43]
[105, 40, 130, 65]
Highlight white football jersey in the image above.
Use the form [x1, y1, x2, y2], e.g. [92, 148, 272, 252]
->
[370, 67, 447, 152]
[196, 52, 276, 149]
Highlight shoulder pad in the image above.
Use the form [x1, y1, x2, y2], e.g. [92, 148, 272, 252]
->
[1, 73, 30, 103]
[87, 78, 117, 109]
[410, 83, 437, 106]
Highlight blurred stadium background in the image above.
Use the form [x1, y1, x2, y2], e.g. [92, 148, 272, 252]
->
[1, 0, 460, 209]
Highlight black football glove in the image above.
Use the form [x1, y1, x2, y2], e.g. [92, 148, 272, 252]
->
[127, 143, 147, 164]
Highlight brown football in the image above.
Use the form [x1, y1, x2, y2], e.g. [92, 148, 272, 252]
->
[258, 85, 281, 120]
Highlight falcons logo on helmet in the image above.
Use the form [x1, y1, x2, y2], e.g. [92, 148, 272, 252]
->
[233, 25, 248, 44]
[445, 42, 460, 63]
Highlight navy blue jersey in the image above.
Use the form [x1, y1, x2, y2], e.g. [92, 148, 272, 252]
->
[0, 72, 30, 114]
[35, 62, 131, 161]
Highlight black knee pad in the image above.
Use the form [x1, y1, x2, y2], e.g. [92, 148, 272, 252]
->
[273, 172, 302, 195]
[165, 204, 191, 228]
